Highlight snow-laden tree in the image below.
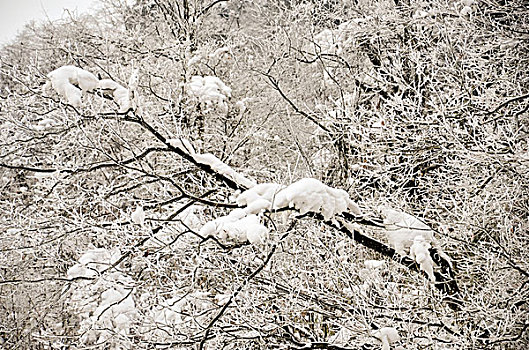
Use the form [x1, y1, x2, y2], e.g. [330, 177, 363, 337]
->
[1, 0, 528, 349]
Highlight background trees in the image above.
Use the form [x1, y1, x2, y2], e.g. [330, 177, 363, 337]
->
[0, 0, 528, 348]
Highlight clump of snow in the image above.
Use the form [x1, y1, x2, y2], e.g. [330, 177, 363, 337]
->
[200, 212, 268, 244]
[274, 178, 362, 220]
[201, 178, 362, 246]
[153, 296, 187, 326]
[234, 179, 362, 220]
[187, 55, 202, 66]
[460, 6, 472, 16]
[186, 75, 232, 113]
[178, 205, 203, 230]
[243, 198, 273, 215]
[364, 260, 386, 269]
[192, 152, 257, 189]
[47, 66, 99, 107]
[99, 79, 131, 112]
[127, 68, 140, 111]
[67, 248, 121, 279]
[214, 293, 231, 306]
[313, 27, 348, 55]
[37, 118, 58, 129]
[311, 19, 368, 56]
[48, 65, 99, 91]
[131, 205, 146, 225]
[46, 65, 136, 112]
[379, 206, 453, 280]
[235, 100, 246, 112]
[379, 206, 434, 256]
[374, 327, 401, 350]
[236, 183, 285, 207]
[76, 273, 137, 348]
[410, 235, 435, 281]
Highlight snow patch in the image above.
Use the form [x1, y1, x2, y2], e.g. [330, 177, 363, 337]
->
[379, 206, 434, 256]
[374, 327, 401, 350]
[410, 235, 435, 281]
[67, 248, 121, 279]
[167, 137, 196, 155]
[99, 79, 131, 112]
[379, 206, 453, 280]
[364, 260, 386, 269]
[47, 66, 98, 107]
[274, 178, 362, 220]
[187, 55, 202, 66]
[199, 213, 268, 244]
[66, 248, 137, 348]
[186, 75, 232, 113]
[47, 66, 134, 112]
[235, 179, 361, 220]
[236, 183, 285, 207]
[131, 205, 146, 225]
[209, 47, 230, 59]
[192, 152, 256, 189]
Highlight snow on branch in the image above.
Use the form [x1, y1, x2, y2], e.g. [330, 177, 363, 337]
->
[199, 178, 362, 246]
[168, 137, 257, 189]
[186, 75, 232, 113]
[199, 211, 269, 245]
[131, 121, 460, 300]
[46, 65, 136, 112]
[98, 79, 131, 112]
[379, 206, 434, 256]
[374, 327, 401, 350]
[46, 65, 98, 107]
[193, 153, 257, 189]
[272, 178, 362, 220]
[67, 247, 121, 279]
[379, 206, 452, 282]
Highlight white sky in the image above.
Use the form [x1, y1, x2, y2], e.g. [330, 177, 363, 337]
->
[0, 0, 100, 45]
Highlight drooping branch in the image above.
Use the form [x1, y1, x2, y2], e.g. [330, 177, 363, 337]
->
[126, 111, 462, 308]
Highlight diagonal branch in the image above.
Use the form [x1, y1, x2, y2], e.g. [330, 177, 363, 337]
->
[126, 111, 462, 308]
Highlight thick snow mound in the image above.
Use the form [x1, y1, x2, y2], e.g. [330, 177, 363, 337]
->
[47, 66, 134, 112]
[48, 65, 99, 91]
[99, 79, 131, 112]
[186, 75, 232, 112]
[47, 66, 99, 106]
[236, 183, 286, 209]
[374, 327, 401, 350]
[379, 206, 434, 256]
[379, 206, 452, 275]
[67, 248, 121, 279]
[410, 235, 435, 281]
[274, 178, 362, 220]
[200, 213, 268, 245]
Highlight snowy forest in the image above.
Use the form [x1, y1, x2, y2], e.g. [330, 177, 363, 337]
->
[0, 0, 528, 348]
